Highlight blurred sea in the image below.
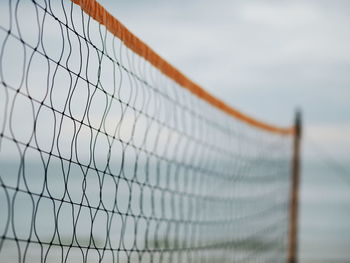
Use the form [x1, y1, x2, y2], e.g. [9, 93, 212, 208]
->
[1, 159, 349, 262]
[299, 161, 350, 263]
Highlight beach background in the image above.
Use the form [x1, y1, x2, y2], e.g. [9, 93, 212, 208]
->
[1, 0, 350, 262]
[101, 0, 350, 261]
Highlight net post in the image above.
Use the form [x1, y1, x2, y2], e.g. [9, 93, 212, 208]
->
[287, 110, 302, 263]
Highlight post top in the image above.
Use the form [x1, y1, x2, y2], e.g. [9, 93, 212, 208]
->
[295, 110, 302, 138]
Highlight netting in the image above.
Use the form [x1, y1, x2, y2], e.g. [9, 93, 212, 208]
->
[0, 0, 294, 262]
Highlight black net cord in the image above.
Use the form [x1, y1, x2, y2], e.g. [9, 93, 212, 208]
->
[0, 0, 294, 262]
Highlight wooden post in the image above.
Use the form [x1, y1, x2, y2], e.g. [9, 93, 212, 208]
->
[288, 111, 302, 263]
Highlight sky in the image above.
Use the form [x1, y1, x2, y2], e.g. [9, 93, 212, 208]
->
[100, 0, 350, 160]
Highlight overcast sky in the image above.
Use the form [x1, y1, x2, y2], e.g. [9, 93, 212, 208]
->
[100, 0, 350, 160]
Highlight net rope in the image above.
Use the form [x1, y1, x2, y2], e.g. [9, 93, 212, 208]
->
[0, 0, 294, 262]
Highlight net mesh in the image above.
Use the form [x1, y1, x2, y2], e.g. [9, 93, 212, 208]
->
[0, 0, 293, 262]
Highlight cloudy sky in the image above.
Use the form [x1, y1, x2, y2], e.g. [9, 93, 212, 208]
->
[100, 0, 350, 160]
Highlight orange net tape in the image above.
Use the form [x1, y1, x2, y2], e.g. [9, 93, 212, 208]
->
[71, 0, 295, 135]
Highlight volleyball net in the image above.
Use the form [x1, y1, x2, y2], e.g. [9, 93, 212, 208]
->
[0, 0, 299, 262]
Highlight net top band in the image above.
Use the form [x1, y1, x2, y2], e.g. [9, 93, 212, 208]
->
[72, 0, 295, 135]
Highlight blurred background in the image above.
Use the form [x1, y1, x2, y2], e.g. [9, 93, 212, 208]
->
[98, 0, 350, 262]
[0, 0, 349, 261]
